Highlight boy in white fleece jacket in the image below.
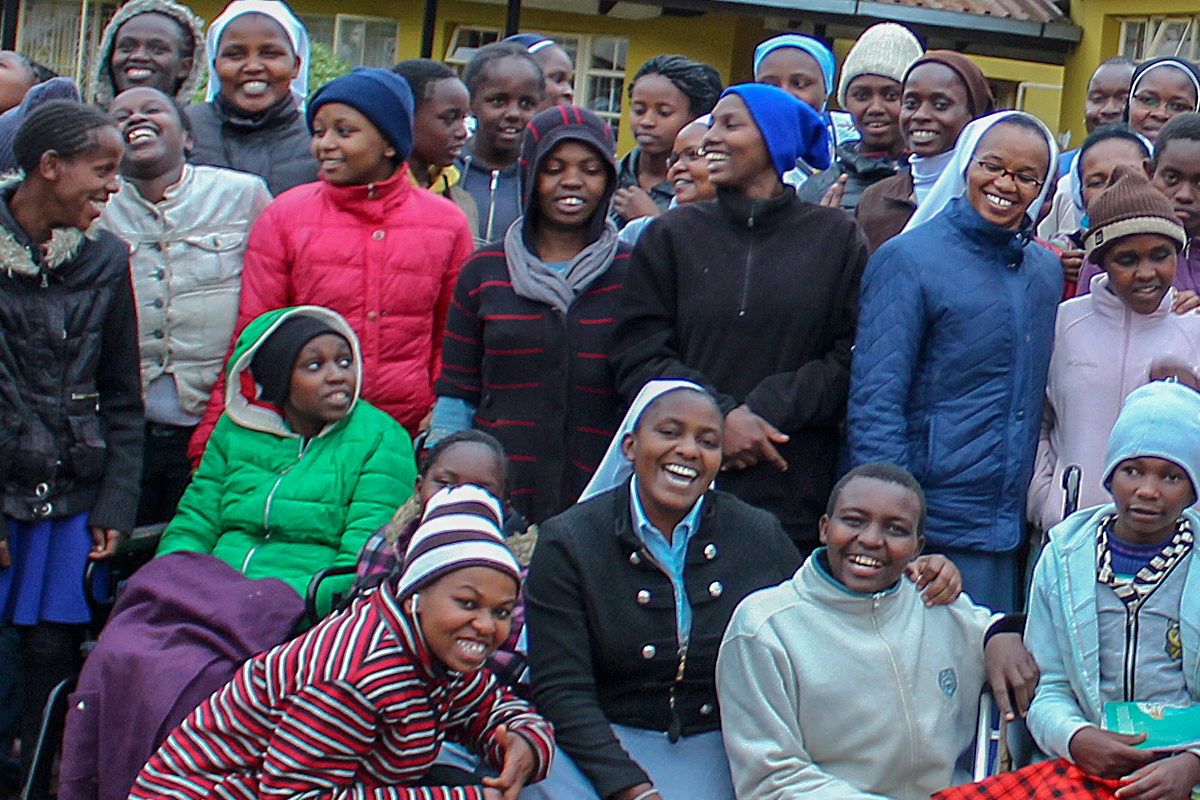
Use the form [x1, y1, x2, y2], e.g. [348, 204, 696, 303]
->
[717, 463, 1036, 800]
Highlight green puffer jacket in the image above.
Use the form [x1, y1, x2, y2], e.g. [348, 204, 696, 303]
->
[157, 306, 416, 612]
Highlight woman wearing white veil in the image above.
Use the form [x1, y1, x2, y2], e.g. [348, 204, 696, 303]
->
[848, 110, 1061, 613]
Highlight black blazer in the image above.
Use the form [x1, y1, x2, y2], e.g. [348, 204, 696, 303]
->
[524, 484, 800, 798]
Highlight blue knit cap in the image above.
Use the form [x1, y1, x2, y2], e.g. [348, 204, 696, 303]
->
[721, 83, 831, 177]
[1104, 381, 1200, 496]
[307, 67, 415, 161]
[752, 34, 836, 102]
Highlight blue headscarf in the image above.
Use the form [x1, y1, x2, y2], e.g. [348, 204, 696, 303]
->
[720, 83, 831, 177]
[752, 34, 836, 108]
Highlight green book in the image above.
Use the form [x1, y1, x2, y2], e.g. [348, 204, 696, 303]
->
[1104, 702, 1200, 753]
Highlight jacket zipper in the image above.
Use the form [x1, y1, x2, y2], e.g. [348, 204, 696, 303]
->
[242, 437, 310, 573]
[485, 169, 500, 241]
[1123, 602, 1140, 701]
[873, 595, 919, 796]
[738, 211, 755, 317]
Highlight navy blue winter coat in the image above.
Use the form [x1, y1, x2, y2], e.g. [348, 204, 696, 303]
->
[847, 196, 1060, 553]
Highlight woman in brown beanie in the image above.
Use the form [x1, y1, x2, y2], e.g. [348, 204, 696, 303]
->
[856, 51, 994, 251]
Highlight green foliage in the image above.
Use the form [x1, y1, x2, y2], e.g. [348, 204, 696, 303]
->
[187, 40, 352, 104]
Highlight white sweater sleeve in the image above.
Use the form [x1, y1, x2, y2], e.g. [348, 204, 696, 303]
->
[716, 620, 892, 800]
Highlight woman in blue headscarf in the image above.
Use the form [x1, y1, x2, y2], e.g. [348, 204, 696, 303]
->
[612, 84, 870, 554]
[752, 34, 837, 188]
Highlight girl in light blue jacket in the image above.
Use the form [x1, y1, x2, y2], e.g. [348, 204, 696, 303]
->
[1026, 380, 1200, 800]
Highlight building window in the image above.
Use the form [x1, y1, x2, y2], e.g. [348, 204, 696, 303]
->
[299, 13, 400, 68]
[19, 0, 116, 86]
[1120, 16, 1199, 62]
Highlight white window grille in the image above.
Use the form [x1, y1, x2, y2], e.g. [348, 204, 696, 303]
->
[298, 13, 399, 68]
[18, 0, 115, 86]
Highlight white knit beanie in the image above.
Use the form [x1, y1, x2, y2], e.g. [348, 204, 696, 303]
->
[397, 485, 520, 598]
[836, 23, 924, 108]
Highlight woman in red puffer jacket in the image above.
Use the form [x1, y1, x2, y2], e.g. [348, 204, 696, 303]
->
[190, 68, 472, 460]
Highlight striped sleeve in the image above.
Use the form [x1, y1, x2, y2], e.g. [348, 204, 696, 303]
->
[443, 669, 555, 782]
[435, 252, 489, 402]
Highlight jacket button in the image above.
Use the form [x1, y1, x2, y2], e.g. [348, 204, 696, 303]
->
[636, 589, 650, 605]
[372, 230, 385, 241]
[153, 330, 165, 339]
[708, 581, 723, 598]
[152, 298, 164, 309]
[34, 482, 48, 498]
[151, 270, 164, 280]
[367, 311, 378, 321]
[703, 543, 717, 560]
[629, 552, 641, 565]
[641, 644, 656, 659]
[700, 703, 714, 715]
[1016, 410, 1025, 420]
[34, 502, 52, 517]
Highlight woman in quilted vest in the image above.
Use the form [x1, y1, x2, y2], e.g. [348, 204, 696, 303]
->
[428, 104, 631, 524]
[99, 86, 271, 526]
[158, 305, 415, 610]
[189, 67, 474, 460]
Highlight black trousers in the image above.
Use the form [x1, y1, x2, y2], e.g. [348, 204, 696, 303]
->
[136, 422, 195, 527]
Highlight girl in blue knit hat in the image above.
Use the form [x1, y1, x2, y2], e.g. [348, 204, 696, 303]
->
[1020, 380, 1200, 800]
[189, 67, 475, 459]
[611, 84, 869, 554]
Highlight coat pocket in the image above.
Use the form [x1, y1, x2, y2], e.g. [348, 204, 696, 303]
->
[0, 410, 19, 483]
[181, 231, 249, 284]
[67, 412, 107, 482]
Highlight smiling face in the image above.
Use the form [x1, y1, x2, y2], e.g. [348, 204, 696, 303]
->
[470, 55, 542, 163]
[1152, 137, 1200, 236]
[901, 62, 973, 158]
[43, 126, 124, 230]
[534, 139, 608, 233]
[283, 332, 355, 436]
[310, 102, 396, 186]
[702, 94, 778, 198]
[844, 74, 903, 154]
[1100, 233, 1179, 314]
[965, 122, 1049, 230]
[1085, 63, 1135, 133]
[0, 51, 35, 114]
[820, 476, 924, 595]
[110, 86, 189, 179]
[629, 73, 692, 158]
[1079, 138, 1150, 211]
[535, 44, 574, 109]
[667, 121, 713, 204]
[411, 77, 470, 171]
[110, 12, 192, 97]
[621, 389, 722, 533]
[213, 12, 299, 114]
[416, 441, 507, 509]
[1129, 65, 1198, 142]
[409, 565, 517, 672]
[755, 46, 827, 112]
[1110, 456, 1195, 546]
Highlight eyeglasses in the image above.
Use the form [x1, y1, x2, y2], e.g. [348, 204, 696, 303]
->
[972, 159, 1044, 189]
[1132, 93, 1196, 114]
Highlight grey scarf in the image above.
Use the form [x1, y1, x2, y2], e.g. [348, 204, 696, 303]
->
[504, 216, 620, 314]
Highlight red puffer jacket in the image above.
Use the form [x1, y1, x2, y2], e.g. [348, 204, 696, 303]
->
[189, 167, 472, 460]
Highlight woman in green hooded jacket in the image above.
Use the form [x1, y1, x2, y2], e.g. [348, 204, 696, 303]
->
[156, 305, 417, 610]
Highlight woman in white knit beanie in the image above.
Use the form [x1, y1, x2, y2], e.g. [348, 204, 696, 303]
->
[798, 22, 923, 210]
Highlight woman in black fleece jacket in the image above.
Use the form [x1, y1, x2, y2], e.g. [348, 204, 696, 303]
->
[610, 83, 869, 552]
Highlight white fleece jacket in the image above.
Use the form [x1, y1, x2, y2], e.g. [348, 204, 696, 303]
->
[716, 553, 997, 800]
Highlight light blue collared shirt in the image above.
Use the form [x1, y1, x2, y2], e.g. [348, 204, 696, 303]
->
[629, 476, 705, 645]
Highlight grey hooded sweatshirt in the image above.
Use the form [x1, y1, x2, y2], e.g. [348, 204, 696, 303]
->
[92, 0, 206, 107]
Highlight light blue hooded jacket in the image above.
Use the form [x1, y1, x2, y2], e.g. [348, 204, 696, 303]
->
[1025, 381, 1200, 761]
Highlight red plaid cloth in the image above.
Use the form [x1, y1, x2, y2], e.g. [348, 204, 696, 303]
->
[933, 758, 1124, 800]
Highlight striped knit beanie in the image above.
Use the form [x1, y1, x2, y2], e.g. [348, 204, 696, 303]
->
[1083, 165, 1187, 259]
[397, 485, 520, 598]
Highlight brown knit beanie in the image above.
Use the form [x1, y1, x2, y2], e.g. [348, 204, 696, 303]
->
[904, 51, 995, 118]
[1084, 165, 1187, 260]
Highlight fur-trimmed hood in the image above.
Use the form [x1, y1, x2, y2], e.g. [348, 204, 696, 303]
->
[0, 173, 93, 278]
[92, 0, 206, 107]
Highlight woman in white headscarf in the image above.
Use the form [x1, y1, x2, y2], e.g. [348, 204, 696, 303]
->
[848, 110, 1060, 614]
[185, 0, 316, 195]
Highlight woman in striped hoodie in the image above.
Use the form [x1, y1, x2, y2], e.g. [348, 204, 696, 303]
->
[129, 484, 555, 800]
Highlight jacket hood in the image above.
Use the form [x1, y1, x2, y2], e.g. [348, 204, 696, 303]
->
[519, 105, 616, 246]
[93, 0, 207, 107]
[0, 174, 93, 278]
[1103, 380, 1200, 494]
[223, 305, 363, 438]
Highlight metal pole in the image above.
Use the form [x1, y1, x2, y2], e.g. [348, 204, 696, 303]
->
[420, 0, 436, 59]
[504, 0, 520, 38]
[0, 0, 20, 50]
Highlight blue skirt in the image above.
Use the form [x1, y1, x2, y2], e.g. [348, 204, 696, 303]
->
[0, 513, 94, 625]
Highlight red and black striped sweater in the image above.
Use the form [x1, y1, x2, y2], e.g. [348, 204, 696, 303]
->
[130, 583, 555, 800]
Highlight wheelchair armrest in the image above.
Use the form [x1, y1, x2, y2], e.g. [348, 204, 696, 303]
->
[304, 564, 359, 626]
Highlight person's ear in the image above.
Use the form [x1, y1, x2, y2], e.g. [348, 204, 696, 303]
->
[914, 533, 925, 558]
[38, 149, 61, 181]
[818, 514, 829, 545]
[620, 432, 636, 462]
[178, 55, 194, 86]
[181, 131, 194, 158]
[384, 145, 396, 161]
[1144, 157, 1156, 180]
[289, 55, 301, 82]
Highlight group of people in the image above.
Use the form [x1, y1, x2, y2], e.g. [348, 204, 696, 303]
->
[0, 1, 1197, 799]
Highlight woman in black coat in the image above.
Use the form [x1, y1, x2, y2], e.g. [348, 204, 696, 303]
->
[609, 84, 869, 553]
